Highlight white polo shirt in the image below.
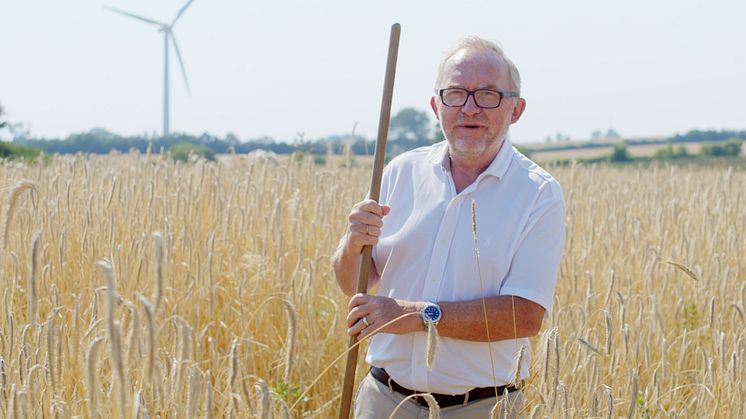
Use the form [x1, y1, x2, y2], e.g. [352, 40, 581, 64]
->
[367, 139, 565, 395]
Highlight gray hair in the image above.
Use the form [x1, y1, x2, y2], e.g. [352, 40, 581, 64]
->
[434, 36, 522, 95]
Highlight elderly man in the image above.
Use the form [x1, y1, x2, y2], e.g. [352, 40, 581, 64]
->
[332, 36, 565, 418]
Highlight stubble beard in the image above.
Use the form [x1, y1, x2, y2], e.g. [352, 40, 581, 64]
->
[447, 131, 506, 164]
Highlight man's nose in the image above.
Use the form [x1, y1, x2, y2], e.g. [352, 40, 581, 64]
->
[460, 94, 481, 115]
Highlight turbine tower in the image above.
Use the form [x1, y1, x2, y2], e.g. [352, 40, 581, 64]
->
[106, 0, 195, 140]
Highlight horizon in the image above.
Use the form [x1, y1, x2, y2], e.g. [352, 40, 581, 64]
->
[1, 0, 744, 144]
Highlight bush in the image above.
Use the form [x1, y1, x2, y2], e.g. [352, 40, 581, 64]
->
[313, 154, 327, 166]
[168, 142, 216, 162]
[0, 141, 43, 161]
[700, 138, 743, 157]
[610, 142, 631, 162]
[654, 144, 690, 160]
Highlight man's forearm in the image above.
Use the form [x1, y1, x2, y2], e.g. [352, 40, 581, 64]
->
[436, 295, 544, 342]
[331, 237, 361, 297]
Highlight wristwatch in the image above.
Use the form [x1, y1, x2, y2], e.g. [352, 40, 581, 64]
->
[420, 302, 442, 327]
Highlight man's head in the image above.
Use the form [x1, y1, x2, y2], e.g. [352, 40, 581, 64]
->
[430, 37, 526, 164]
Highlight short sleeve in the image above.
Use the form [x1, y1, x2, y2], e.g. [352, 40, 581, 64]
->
[499, 182, 566, 313]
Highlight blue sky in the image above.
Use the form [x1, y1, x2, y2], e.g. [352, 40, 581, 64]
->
[1, 0, 744, 143]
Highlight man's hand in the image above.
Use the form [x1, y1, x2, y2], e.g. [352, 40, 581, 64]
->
[344, 199, 391, 255]
[346, 294, 423, 340]
[332, 200, 391, 296]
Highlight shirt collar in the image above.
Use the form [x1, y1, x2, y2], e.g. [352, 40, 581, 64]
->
[427, 138, 515, 180]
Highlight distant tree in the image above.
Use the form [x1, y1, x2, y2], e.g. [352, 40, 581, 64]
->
[655, 143, 690, 160]
[432, 122, 445, 144]
[701, 138, 743, 157]
[0, 141, 42, 161]
[0, 102, 6, 130]
[390, 107, 431, 144]
[672, 129, 746, 143]
[591, 130, 603, 139]
[169, 142, 216, 162]
[610, 142, 631, 162]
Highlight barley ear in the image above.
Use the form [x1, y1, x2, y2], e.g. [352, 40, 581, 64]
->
[28, 230, 41, 326]
[152, 232, 163, 313]
[507, 344, 527, 388]
[85, 336, 105, 419]
[204, 372, 213, 419]
[282, 299, 297, 383]
[186, 365, 202, 418]
[137, 294, 156, 387]
[419, 393, 441, 418]
[97, 259, 127, 417]
[426, 323, 439, 370]
[256, 378, 272, 419]
[3, 180, 38, 250]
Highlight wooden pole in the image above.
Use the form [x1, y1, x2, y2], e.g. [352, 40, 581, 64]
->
[337, 22, 400, 419]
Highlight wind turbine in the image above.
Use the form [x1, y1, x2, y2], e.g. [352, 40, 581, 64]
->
[106, 0, 195, 140]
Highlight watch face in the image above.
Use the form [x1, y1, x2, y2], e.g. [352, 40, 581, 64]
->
[423, 305, 441, 322]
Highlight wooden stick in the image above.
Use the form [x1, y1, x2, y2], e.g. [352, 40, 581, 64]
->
[337, 22, 401, 419]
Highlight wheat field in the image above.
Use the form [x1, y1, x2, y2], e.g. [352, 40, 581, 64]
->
[0, 152, 743, 418]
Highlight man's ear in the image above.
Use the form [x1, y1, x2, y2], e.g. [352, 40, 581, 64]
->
[510, 98, 526, 124]
[430, 96, 440, 120]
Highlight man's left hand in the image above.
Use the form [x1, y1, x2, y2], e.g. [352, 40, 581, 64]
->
[347, 294, 423, 340]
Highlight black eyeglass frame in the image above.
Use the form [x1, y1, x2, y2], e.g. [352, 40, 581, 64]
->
[438, 88, 519, 109]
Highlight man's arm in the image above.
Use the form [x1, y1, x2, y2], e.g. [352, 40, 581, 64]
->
[438, 295, 544, 341]
[331, 199, 390, 296]
[347, 192, 564, 340]
[347, 294, 544, 341]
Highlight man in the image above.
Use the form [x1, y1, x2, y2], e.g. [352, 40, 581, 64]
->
[332, 36, 565, 418]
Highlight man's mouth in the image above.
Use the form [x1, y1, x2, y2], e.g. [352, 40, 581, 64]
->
[457, 124, 483, 129]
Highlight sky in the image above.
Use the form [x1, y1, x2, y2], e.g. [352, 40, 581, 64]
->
[1, 0, 744, 144]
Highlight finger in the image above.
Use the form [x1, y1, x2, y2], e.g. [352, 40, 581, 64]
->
[364, 225, 381, 237]
[348, 319, 367, 337]
[349, 210, 384, 229]
[348, 293, 368, 312]
[346, 305, 369, 328]
[357, 200, 387, 216]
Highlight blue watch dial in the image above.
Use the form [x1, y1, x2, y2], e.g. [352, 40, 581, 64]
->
[423, 304, 441, 323]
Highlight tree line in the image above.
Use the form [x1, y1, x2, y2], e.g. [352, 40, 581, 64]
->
[2, 107, 441, 158]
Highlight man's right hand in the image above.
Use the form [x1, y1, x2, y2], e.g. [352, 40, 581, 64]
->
[332, 199, 391, 296]
[343, 199, 391, 254]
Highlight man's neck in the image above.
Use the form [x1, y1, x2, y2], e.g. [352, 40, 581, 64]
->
[448, 142, 504, 193]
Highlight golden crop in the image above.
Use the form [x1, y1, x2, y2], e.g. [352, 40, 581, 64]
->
[0, 152, 743, 418]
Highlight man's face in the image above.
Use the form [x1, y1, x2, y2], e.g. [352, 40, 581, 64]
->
[430, 48, 526, 163]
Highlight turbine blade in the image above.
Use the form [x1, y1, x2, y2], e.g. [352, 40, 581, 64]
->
[170, 33, 191, 94]
[171, 0, 195, 27]
[104, 6, 166, 27]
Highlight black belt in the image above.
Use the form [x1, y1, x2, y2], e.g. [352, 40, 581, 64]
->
[370, 367, 521, 408]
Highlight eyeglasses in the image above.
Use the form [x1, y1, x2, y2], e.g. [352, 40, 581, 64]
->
[439, 88, 519, 109]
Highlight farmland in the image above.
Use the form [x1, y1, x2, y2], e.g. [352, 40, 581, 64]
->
[0, 152, 744, 417]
